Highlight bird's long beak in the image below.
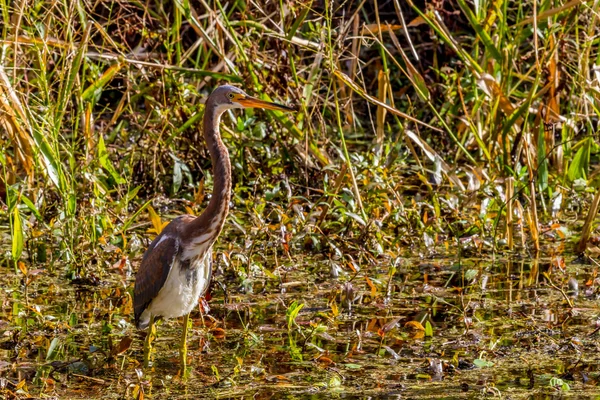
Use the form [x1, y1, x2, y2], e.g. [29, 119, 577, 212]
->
[237, 95, 296, 112]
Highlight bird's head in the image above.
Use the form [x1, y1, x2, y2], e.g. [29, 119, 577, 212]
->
[208, 85, 296, 113]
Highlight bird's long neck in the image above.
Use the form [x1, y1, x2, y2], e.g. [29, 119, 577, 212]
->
[182, 105, 231, 252]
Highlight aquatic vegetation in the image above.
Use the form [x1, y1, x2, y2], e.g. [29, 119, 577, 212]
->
[2, 0, 600, 398]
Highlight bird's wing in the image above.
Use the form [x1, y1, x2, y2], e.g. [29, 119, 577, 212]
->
[133, 229, 180, 327]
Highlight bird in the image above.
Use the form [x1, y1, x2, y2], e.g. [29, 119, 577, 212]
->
[133, 85, 296, 375]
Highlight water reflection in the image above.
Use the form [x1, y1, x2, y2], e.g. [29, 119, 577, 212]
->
[1, 255, 599, 398]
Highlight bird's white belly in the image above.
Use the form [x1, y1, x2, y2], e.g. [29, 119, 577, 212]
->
[142, 250, 212, 321]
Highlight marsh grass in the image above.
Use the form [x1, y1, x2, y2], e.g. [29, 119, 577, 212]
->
[2, 0, 600, 398]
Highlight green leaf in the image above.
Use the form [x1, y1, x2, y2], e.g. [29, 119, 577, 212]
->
[344, 211, 366, 226]
[20, 193, 43, 222]
[11, 207, 23, 261]
[568, 138, 591, 182]
[30, 126, 65, 192]
[8, 187, 41, 221]
[286, 301, 304, 331]
[97, 134, 125, 184]
[46, 337, 60, 361]
[68, 192, 77, 216]
[456, 0, 503, 62]
[82, 61, 125, 102]
[329, 375, 342, 387]
[211, 365, 220, 381]
[473, 358, 494, 368]
[549, 377, 570, 391]
[56, 23, 91, 127]
[265, 184, 281, 201]
[173, 159, 183, 194]
[465, 269, 478, 281]
[170, 154, 192, 194]
[537, 123, 548, 191]
[287, 0, 313, 40]
[425, 321, 434, 337]
[125, 185, 142, 203]
[287, 332, 303, 361]
[120, 199, 152, 233]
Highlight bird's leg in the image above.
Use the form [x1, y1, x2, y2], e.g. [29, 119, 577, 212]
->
[143, 315, 156, 368]
[180, 313, 190, 378]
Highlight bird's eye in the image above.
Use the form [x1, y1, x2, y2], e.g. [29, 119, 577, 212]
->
[228, 93, 234, 100]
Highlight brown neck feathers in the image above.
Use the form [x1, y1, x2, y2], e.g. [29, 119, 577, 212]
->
[182, 103, 232, 247]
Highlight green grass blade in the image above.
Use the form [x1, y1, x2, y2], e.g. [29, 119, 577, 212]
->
[55, 23, 91, 128]
[456, 0, 503, 62]
[97, 133, 126, 185]
[82, 61, 125, 102]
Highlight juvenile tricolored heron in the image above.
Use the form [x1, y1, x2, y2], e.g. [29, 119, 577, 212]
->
[134, 85, 295, 374]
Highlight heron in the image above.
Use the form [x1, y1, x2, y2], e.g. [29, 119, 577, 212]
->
[133, 85, 296, 375]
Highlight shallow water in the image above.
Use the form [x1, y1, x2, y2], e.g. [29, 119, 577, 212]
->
[2, 244, 600, 399]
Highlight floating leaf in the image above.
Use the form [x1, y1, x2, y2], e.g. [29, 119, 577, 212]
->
[17, 261, 27, 275]
[473, 358, 494, 368]
[365, 276, 377, 296]
[111, 336, 133, 356]
[405, 320, 425, 330]
[379, 317, 402, 336]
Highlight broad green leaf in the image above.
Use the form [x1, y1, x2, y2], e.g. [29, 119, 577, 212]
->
[568, 138, 591, 182]
[46, 337, 60, 361]
[465, 269, 478, 281]
[11, 207, 23, 261]
[329, 375, 342, 387]
[68, 192, 77, 216]
[170, 154, 192, 194]
[30, 127, 65, 191]
[425, 321, 434, 337]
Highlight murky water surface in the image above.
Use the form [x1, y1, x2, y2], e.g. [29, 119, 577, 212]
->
[1, 217, 600, 399]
